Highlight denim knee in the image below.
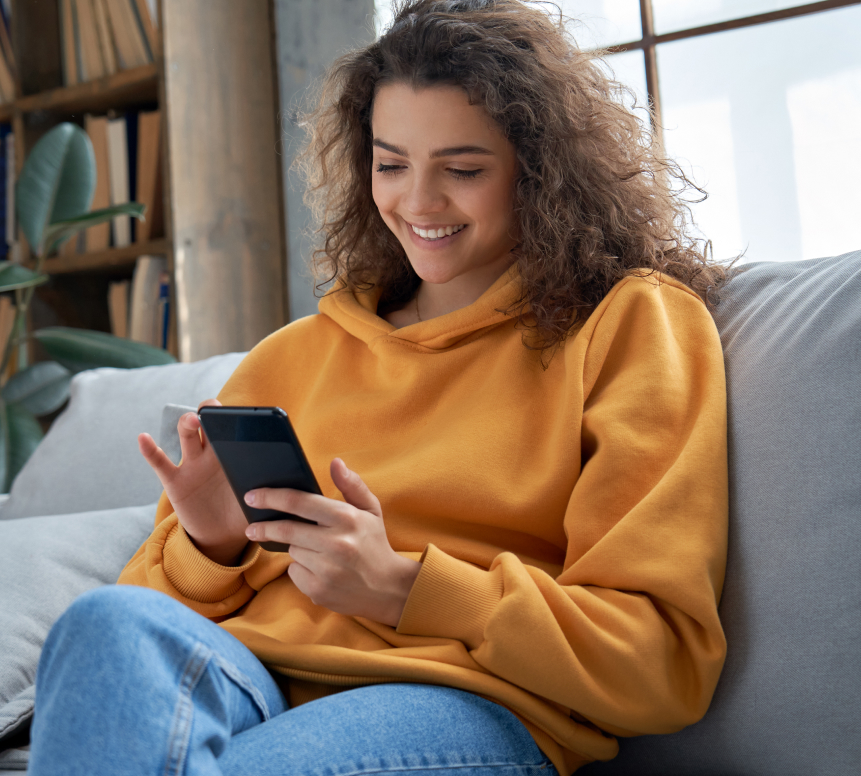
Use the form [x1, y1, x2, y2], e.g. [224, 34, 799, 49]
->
[45, 585, 180, 658]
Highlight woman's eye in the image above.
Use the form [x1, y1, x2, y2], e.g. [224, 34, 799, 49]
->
[375, 163, 403, 176]
[450, 169, 482, 180]
[374, 163, 482, 180]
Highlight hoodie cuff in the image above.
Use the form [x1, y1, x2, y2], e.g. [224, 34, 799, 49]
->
[162, 521, 262, 604]
[396, 543, 504, 650]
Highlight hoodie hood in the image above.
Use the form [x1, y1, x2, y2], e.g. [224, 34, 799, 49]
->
[318, 263, 526, 352]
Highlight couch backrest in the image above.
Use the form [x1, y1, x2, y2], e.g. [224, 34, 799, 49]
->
[0, 352, 247, 521]
[584, 249, 861, 775]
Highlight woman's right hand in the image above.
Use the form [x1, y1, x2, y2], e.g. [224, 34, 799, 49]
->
[138, 398, 251, 566]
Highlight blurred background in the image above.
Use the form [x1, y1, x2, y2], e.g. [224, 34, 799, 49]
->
[3, 0, 859, 364]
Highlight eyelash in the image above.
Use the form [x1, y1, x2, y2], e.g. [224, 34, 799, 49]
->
[375, 163, 482, 180]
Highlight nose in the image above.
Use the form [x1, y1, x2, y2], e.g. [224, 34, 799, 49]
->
[403, 169, 447, 216]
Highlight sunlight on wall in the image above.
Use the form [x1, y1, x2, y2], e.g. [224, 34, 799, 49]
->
[787, 68, 861, 261]
[661, 99, 745, 264]
[652, 0, 803, 34]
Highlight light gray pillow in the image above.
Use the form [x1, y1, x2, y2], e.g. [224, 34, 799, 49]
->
[0, 742, 27, 771]
[0, 352, 247, 520]
[584, 249, 861, 775]
[0, 503, 158, 751]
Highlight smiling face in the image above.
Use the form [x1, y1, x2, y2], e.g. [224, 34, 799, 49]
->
[371, 82, 520, 304]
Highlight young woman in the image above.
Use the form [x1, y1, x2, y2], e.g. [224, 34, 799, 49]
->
[28, 2, 736, 774]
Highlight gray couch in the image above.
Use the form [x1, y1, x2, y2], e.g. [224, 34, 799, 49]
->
[1, 250, 859, 775]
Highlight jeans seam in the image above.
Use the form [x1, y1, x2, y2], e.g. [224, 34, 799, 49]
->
[321, 762, 554, 776]
[211, 654, 273, 721]
[163, 642, 211, 776]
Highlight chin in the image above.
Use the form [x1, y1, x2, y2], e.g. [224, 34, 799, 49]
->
[405, 258, 462, 284]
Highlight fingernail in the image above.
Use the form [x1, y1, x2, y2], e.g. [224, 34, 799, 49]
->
[246, 525, 260, 540]
[245, 491, 256, 505]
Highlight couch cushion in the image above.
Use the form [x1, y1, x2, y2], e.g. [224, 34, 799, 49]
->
[0, 352, 246, 520]
[582, 249, 861, 775]
[159, 403, 197, 465]
[0, 503, 158, 751]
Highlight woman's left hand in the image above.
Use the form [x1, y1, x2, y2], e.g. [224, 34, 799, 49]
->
[243, 458, 422, 628]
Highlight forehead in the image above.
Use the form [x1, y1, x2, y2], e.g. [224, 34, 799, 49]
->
[371, 82, 505, 145]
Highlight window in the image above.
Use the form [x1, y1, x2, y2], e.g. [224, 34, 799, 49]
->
[375, 1, 861, 264]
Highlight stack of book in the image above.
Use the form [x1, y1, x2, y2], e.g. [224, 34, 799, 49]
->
[108, 255, 170, 348]
[60, 107, 163, 256]
[58, 0, 158, 85]
[0, 1, 15, 105]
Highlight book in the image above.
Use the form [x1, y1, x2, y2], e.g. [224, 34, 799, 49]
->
[106, 114, 130, 246]
[0, 38, 14, 102]
[125, 110, 139, 242]
[103, 0, 149, 69]
[70, 0, 85, 87]
[0, 2, 14, 76]
[156, 269, 169, 349]
[129, 0, 156, 60]
[0, 295, 15, 359]
[135, 109, 161, 242]
[0, 125, 7, 255]
[84, 114, 111, 251]
[0, 6, 14, 101]
[107, 279, 130, 338]
[4, 129, 13, 249]
[128, 255, 166, 345]
[59, 0, 79, 86]
[75, 0, 106, 82]
[92, 0, 118, 76]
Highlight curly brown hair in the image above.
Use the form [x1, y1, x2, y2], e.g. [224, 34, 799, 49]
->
[293, 0, 742, 365]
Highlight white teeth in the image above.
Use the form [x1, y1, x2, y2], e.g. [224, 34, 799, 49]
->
[411, 224, 466, 240]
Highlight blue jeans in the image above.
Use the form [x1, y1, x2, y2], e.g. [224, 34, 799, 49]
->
[28, 586, 557, 776]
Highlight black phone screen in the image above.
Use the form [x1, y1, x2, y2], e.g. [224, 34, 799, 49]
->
[197, 406, 322, 553]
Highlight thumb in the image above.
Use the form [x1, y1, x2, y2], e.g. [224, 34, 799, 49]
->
[331, 458, 382, 517]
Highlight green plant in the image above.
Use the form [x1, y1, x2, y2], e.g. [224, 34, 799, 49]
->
[0, 121, 176, 492]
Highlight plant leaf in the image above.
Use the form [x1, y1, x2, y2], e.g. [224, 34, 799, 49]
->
[43, 202, 147, 256]
[1, 361, 72, 416]
[15, 123, 95, 254]
[4, 403, 44, 492]
[0, 262, 50, 293]
[32, 327, 176, 372]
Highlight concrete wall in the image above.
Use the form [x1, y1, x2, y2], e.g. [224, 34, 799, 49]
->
[273, 0, 377, 322]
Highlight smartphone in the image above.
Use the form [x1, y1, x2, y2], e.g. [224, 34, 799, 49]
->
[197, 406, 321, 553]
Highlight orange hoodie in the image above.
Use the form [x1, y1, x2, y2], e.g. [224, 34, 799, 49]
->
[118, 264, 729, 775]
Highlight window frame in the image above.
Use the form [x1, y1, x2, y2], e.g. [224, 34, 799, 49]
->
[605, 0, 861, 148]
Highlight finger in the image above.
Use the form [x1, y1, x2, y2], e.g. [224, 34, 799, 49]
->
[176, 412, 207, 462]
[193, 398, 222, 450]
[138, 432, 178, 487]
[245, 518, 325, 551]
[244, 488, 346, 527]
[330, 458, 382, 517]
[284, 545, 324, 578]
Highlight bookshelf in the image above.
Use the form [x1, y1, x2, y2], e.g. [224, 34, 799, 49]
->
[4, 0, 287, 362]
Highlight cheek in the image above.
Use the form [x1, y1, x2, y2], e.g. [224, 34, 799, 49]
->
[469, 182, 511, 231]
[372, 175, 394, 207]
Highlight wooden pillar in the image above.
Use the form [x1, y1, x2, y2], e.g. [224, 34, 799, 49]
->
[162, 0, 286, 361]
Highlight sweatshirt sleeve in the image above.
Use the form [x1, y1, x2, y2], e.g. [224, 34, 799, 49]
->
[116, 334, 294, 619]
[396, 274, 729, 738]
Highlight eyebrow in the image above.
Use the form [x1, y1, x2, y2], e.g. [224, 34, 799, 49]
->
[372, 138, 495, 159]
